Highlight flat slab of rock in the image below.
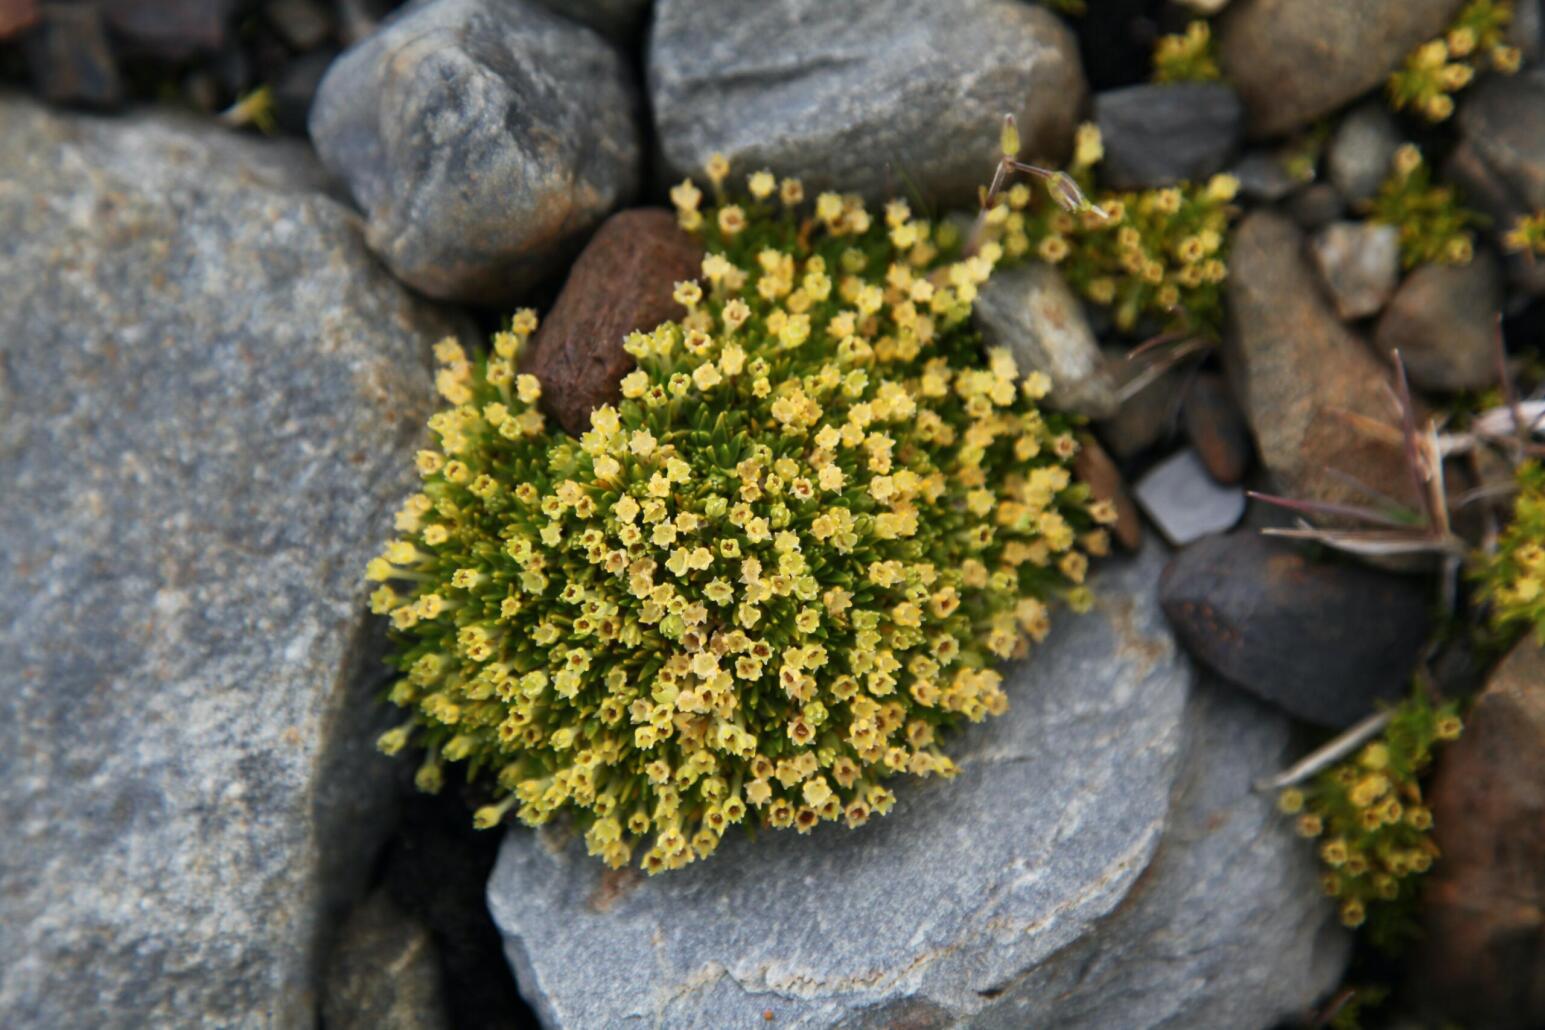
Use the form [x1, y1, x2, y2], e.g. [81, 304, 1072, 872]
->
[311, 0, 642, 304]
[489, 546, 1346, 1027]
[648, 0, 1085, 207]
[1217, 0, 1465, 137]
[1093, 82, 1244, 190]
[0, 99, 454, 1026]
[1133, 448, 1246, 546]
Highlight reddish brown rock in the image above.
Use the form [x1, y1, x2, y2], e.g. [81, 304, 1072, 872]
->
[0, 0, 38, 39]
[1073, 434, 1141, 551]
[522, 209, 702, 436]
[1224, 212, 1419, 517]
[1182, 373, 1252, 484]
[1412, 638, 1545, 1029]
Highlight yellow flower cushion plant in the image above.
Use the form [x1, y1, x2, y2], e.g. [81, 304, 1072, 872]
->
[365, 162, 1113, 874]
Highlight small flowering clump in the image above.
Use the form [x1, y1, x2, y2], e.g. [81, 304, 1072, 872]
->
[1503, 210, 1545, 258]
[1388, 0, 1520, 121]
[1278, 693, 1462, 940]
[1368, 143, 1481, 269]
[1152, 21, 1222, 84]
[366, 161, 1110, 874]
[1477, 461, 1545, 641]
[990, 123, 1236, 338]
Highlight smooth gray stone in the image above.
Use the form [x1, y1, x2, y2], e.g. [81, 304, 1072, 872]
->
[647, 0, 1085, 208]
[0, 98, 456, 1027]
[1094, 82, 1245, 190]
[1310, 220, 1401, 321]
[488, 545, 1348, 1027]
[310, 0, 642, 304]
[1133, 448, 1247, 546]
[974, 261, 1118, 418]
[1327, 102, 1400, 206]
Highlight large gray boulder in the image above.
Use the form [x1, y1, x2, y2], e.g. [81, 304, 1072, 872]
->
[0, 98, 456, 1026]
[310, 0, 642, 304]
[488, 546, 1348, 1027]
[647, 0, 1085, 207]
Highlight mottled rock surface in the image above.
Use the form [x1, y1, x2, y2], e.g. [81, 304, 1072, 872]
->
[521, 208, 702, 435]
[1374, 251, 1504, 393]
[1310, 221, 1401, 321]
[310, 0, 642, 303]
[1413, 638, 1545, 1030]
[1217, 0, 1465, 137]
[1225, 212, 1417, 515]
[648, 0, 1085, 207]
[1328, 103, 1401, 205]
[324, 889, 450, 1030]
[1093, 82, 1244, 190]
[1160, 533, 1432, 727]
[1183, 372, 1252, 484]
[0, 99, 455, 1026]
[489, 546, 1346, 1027]
[973, 261, 1117, 418]
[1450, 69, 1545, 297]
[1074, 434, 1142, 551]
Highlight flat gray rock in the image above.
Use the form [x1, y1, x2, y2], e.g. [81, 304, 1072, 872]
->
[1133, 448, 1247, 546]
[0, 98, 456, 1026]
[1094, 82, 1244, 190]
[973, 261, 1117, 418]
[489, 545, 1347, 1027]
[310, 0, 642, 304]
[647, 0, 1085, 208]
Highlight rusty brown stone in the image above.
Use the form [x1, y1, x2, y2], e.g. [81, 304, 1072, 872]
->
[521, 209, 702, 436]
[1182, 372, 1252, 485]
[1412, 638, 1545, 1030]
[0, 0, 38, 40]
[1073, 434, 1141, 551]
[1224, 212, 1419, 518]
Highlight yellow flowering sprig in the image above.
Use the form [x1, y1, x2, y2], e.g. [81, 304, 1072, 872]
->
[366, 160, 1111, 875]
[1368, 143, 1482, 269]
[1152, 21, 1222, 84]
[1279, 691, 1462, 945]
[987, 122, 1236, 338]
[1388, 0, 1521, 122]
[1503, 210, 1545, 258]
[1477, 461, 1545, 641]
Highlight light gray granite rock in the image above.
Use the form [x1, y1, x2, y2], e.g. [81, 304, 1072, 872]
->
[310, 0, 642, 304]
[974, 261, 1118, 418]
[1133, 448, 1247, 546]
[0, 98, 456, 1027]
[647, 0, 1085, 208]
[488, 546, 1348, 1027]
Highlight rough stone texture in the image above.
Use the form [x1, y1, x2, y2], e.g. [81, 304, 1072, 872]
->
[1217, 0, 1465, 137]
[975, 679, 1349, 1029]
[1183, 372, 1252, 484]
[324, 889, 451, 1030]
[1412, 638, 1545, 1030]
[1073, 434, 1142, 551]
[489, 546, 1347, 1027]
[1328, 102, 1400, 205]
[1310, 221, 1401, 321]
[0, 99, 456, 1026]
[1374, 250, 1504, 394]
[973, 261, 1117, 418]
[1159, 533, 1432, 727]
[1225, 212, 1418, 516]
[1093, 82, 1244, 190]
[1133, 449, 1246, 546]
[648, 0, 1085, 208]
[521, 208, 702, 436]
[310, 0, 642, 304]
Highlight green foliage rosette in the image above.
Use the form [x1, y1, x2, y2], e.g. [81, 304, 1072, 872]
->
[364, 164, 1113, 874]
